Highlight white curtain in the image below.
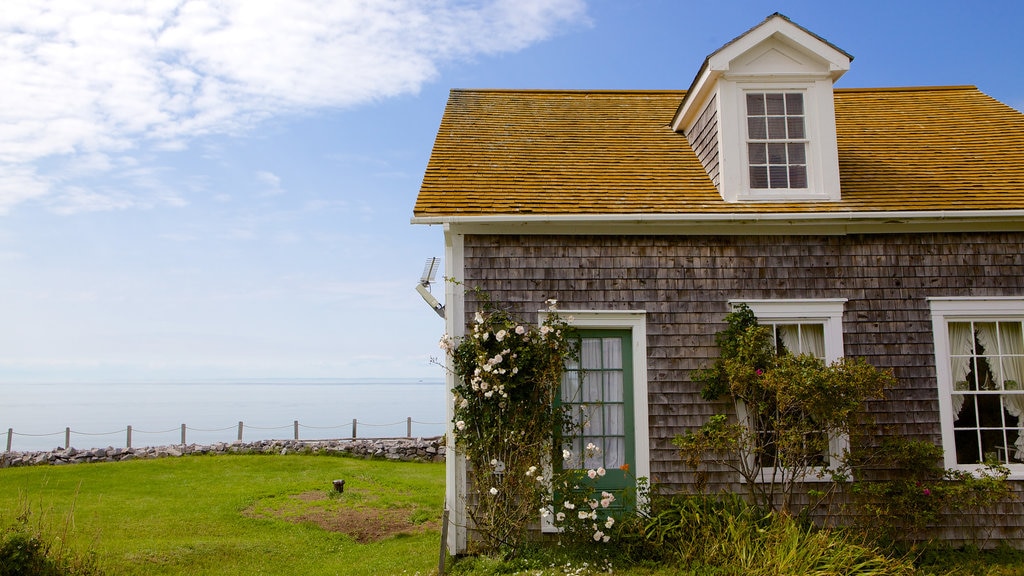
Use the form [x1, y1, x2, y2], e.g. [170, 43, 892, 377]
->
[998, 322, 1024, 460]
[802, 324, 826, 360]
[777, 324, 825, 359]
[949, 322, 973, 419]
[777, 325, 799, 355]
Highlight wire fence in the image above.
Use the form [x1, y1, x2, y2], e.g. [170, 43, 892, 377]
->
[3, 417, 446, 453]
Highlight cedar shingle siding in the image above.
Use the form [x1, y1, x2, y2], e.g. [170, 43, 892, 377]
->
[461, 231, 1024, 544]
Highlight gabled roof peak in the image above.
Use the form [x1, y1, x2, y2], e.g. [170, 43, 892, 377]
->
[673, 14, 852, 132]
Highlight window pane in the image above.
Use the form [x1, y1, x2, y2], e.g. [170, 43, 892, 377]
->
[955, 395, 978, 427]
[801, 324, 825, 358]
[785, 93, 804, 115]
[955, 429, 981, 464]
[787, 117, 805, 139]
[789, 166, 808, 188]
[765, 93, 785, 115]
[787, 142, 806, 164]
[582, 373, 602, 403]
[581, 338, 602, 369]
[769, 165, 788, 188]
[746, 93, 765, 115]
[767, 143, 787, 164]
[562, 371, 580, 403]
[767, 117, 787, 139]
[602, 338, 622, 369]
[604, 372, 623, 402]
[750, 166, 768, 188]
[977, 394, 1004, 427]
[605, 404, 624, 436]
[604, 437, 625, 469]
[748, 143, 767, 164]
[748, 117, 767, 139]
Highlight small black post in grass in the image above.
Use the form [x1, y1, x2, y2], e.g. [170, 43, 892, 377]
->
[332, 479, 345, 493]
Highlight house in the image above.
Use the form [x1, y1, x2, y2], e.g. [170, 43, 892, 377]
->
[412, 13, 1024, 553]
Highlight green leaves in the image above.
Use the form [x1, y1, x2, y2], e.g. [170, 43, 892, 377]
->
[444, 302, 579, 556]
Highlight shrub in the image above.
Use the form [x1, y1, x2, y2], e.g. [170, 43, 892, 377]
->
[0, 511, 100, 576]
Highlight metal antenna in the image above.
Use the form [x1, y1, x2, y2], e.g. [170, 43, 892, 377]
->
[415, 257, 445, 318]
[420, 257, 440, 286]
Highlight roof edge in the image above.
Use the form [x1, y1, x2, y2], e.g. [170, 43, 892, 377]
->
[412, 210, 1024, 226]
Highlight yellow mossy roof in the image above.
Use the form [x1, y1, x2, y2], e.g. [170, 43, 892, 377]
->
[413, 86, 1024, 218]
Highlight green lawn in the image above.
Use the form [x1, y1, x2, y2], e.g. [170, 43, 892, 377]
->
[0, 455, 445, 575]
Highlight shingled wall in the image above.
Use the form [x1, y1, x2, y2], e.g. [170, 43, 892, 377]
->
[461, 230, 1024, 545]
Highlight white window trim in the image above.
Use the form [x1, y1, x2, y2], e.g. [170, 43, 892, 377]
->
[929, 297, 1024, 479]
[730, 299, 848, 482]
[537, 309, 649, 532]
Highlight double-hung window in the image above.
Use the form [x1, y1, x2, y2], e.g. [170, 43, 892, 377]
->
[746, 92, 808, 190]
[731, 299, 847, 480]
[930, 298, 1024, 475]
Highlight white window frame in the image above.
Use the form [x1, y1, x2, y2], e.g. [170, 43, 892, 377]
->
[717, 78, 842, 203]
[730, 299, 848, 483]
[537, 310, 649, 532]
[929, 297, 1024, 479]
[744, 91, 809, 191]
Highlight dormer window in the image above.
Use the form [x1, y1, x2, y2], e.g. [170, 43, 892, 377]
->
[672, 14, 851, 204]
[746, 92, 807, 190]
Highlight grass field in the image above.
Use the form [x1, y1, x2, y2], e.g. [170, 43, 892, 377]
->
[0, 454, 445, 575]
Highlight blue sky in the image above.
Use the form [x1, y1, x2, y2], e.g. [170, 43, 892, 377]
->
[0, 0, 1021, 383]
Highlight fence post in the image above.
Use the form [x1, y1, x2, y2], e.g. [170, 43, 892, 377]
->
[407, 417, 412, 438]
[127, 425, 132, 449]
[352, 418, 357, 439]
[181, 424, 186, 446]
[65, 427, 71, 449]
[294, 420, 299, 441]
[237, 421, 243, 442]
[6, 428, 11, 453]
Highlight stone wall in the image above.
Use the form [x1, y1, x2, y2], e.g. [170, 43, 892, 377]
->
[0, 437, 445, 468]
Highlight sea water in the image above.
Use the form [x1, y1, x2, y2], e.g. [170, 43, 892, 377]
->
[0, 379, 446, 453]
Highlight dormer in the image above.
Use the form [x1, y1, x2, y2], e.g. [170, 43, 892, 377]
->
[672, 14, 852, 203]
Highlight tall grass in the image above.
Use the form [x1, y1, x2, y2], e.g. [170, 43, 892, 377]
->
[615, 494, 919, 576]
[0, 454, 444, 575]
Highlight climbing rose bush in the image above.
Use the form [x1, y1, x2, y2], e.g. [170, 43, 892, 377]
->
[441, 305, 581, 555]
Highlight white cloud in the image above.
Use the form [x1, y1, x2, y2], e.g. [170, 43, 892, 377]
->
[0, 0, 587, 214]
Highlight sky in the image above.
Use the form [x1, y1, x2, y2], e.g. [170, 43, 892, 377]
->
[0, 0, 1021, 383]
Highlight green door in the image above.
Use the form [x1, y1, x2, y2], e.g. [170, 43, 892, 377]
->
[560, 329, 635, 509]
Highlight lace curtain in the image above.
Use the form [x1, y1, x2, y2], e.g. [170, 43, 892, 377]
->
[948, 322, 973, 418]
[975, 322, 1024, 460]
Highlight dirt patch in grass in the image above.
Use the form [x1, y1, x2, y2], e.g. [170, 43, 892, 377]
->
[245, 491, 438, 543]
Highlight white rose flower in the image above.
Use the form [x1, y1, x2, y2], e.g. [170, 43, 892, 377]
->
[605, 517, 615, 529]
[597, 467, 606, 477]
[455, 420, 466, 430]
[578, 510, 589, 520]
[489, 487, 498, 496]
[593, 530, 604, 541]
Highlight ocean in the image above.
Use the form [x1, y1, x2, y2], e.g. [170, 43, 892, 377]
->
[0, 379, 446, 453]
